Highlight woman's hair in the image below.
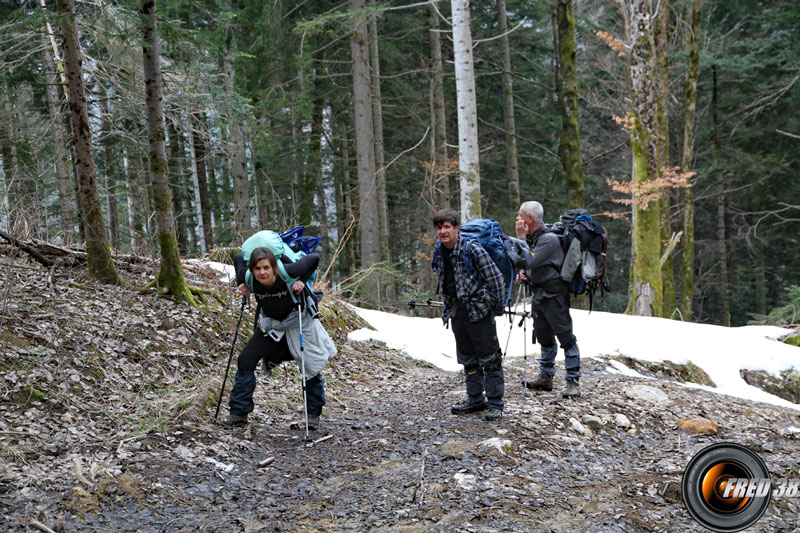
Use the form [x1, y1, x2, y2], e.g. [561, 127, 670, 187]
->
[248, 247, 278, 271]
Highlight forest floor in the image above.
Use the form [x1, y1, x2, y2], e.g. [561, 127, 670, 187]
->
[1, 245, 800, 532]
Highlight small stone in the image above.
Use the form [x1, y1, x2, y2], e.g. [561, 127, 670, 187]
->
[581, 415, 604, 431]
[625, 384, 670, 406]
[569, 417, 593, 438]
[613, 413, 631, 429]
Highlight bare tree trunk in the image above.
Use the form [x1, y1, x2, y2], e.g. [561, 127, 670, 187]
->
[451, 0, 481, 221]
[40, 5, 75, 244]
[316, 179, 329, 260]
[332, 100, 357, 278]
[618, 0, 662, 317]
[350, 0, 381, 291]
[369, 10, 391, 267]
[167, 117, 188, 253]
[189, 113, 212, 251]
[555, 0, 584, 209]
[496, 0, 521, 210]
[428, 3, 449, 209]
[680, 0, 703, 321]
[711, 65, 730, 326]
[223, 38, 250, 241]
[655, 0, 674, 317]
[299, 87, 324, 227]
[57, 0, 120, 284]
[122, 146, 143, 253]
[139, 0, 196, 305]
[99, 84, 119, 250]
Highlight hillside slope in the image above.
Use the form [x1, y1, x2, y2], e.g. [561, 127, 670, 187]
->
[1, 251, 798, 532]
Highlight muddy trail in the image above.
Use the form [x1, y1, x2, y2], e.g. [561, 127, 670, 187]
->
[1, 249, 799, 532]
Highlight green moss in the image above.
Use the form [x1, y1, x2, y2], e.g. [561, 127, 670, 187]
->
[784, 335, 800, 347]
[23, 386, 46, 400]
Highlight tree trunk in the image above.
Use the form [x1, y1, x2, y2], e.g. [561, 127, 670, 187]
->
[199, 112, 220, 235]
[622, 0, 662, 316]
[122, 146, 144, 253]
[680, 0, 703, 321]
[299, 87, 324, 227]
[497, 0, 521, 210]
[223, 39, 250, 241]
[427, 3, 449, 209]
[40, 5, 75, 245]
[332, 100, 357, 278]
[451, 0, 481, 221]
[316, 179, 329, 260]
[167, 117, 188, 253]
[349, 0, 381, 286]
[140, 0, 196, 305]
[655, 0, 674, 317]
[190, 113, 213, 251]
[57, 0, 120, 284]
[711, 65, 730, 326]
[100, 84, 119, 250]
[369, 10, 391, 267]
[555, 0, 584, 210]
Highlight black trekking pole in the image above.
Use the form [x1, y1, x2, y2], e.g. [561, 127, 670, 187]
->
[520, 284, 531, 395]
[214, 293, 248, 421]
[297, 298, 312, 443]
[502, 284, 523, 358]
[408, 298, 446, 311]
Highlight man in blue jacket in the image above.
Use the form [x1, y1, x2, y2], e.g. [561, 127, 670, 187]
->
[432, 209, 506, 421]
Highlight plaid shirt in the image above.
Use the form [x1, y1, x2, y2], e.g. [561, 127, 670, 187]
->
[433, 236, 505, 322]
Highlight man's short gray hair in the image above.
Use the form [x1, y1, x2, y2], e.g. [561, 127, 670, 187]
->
[520, 201, 544, 223]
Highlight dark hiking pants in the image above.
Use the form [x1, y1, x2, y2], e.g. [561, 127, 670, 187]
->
[532, 283, 581, 382]
[451, 307, 505, 410]
[229, 331, 326, 417]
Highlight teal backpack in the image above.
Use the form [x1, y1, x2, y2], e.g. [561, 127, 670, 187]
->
[241, 230, 305, 292]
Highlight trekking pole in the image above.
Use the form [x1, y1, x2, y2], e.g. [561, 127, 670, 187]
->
[520, 284, 531, 394]
[297, 298, 312, 443]
[408, 298, 446, 310]
[502, 284, 523, 358]
[214, 293, 248, 420]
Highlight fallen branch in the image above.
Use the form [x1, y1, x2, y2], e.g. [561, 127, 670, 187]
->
[0, 430, 42, 438]
[0, 230, 53, 267]
[117, 434, 145, 453]
[306, 434, 334, 447]
[30, 520, 57, 533]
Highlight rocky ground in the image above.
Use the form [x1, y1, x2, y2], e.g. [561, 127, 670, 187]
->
[1, 246, 800, 532]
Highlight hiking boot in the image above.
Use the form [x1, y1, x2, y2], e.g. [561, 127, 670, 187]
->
[450, 399, 488, 415]
[218, 413, 248, 428]
[563, 380, 581, 399]
[523, 375, 553, 391]
[484, 408, 503, 422]
[290, 415, 320, 431]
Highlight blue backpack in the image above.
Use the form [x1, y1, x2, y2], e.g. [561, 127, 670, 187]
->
[443, 219, 514, 307]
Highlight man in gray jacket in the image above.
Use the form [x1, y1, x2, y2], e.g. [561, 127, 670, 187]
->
[514, 201, 582, 398]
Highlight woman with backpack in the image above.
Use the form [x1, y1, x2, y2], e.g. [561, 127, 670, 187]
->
[219, 246, 336, 430]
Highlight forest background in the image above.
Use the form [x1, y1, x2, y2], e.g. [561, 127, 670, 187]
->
[1, 0, 798, 328]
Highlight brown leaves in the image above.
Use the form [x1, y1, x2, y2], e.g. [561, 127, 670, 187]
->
[607, 166, 696, 210]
